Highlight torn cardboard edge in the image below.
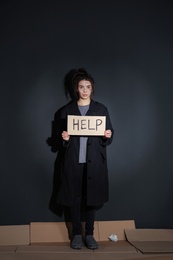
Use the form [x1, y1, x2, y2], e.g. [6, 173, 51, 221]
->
[125, 229, 173, 254]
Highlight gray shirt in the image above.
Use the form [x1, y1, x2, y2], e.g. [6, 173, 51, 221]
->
[78, 105, 89, 163]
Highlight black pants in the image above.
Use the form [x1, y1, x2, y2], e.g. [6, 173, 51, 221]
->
[70, 164, 96, 236]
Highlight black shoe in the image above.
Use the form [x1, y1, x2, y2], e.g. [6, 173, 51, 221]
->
[71, 235, 83, 249]
[85, 235, 98, 249]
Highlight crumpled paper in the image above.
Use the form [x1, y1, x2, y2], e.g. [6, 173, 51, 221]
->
[108, 234, 118, 242]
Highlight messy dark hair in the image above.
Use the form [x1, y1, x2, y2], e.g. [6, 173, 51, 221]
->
[72, 68, 95, 100]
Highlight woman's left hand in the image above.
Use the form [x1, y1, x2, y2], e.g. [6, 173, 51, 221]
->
[104, 129, 112, 139]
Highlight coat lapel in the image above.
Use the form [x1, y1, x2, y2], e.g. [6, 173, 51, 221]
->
[69, 101, 81, 115]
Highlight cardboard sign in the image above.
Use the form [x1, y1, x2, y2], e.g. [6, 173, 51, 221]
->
[67, 115, 106, 136]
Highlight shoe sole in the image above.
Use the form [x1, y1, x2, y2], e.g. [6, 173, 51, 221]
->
[71, 243, 84, 249]
[87, 246, 98, 249]
[71, 246, 82, 249]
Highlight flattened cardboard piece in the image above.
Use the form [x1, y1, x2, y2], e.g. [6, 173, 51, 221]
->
[125, 229, 173, 241]
[30, 222, 99, 244]
[0, 225, 29, 246]
[98, 220, 135, 241]
[17, 244, 91, 253]
[130, 241, 173, 253]
[93, 253, 142, 260]
[0, 252, 94, 259]
[30, 222, 70, 243]
[126, 255, 173, 260]
[96, 241, 137, 253]
[0, 246, 17, 252]
[67, 115, 106, 136]
[125, 229, 173, 253]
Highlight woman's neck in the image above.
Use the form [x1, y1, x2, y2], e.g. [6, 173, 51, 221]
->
[77, 98, 91, 106]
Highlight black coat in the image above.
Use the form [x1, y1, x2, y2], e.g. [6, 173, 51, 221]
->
[56, 100, 114, 207]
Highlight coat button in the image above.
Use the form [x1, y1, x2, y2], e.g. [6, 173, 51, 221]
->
[88, 176, 91, 180]
[88, 159, 91, 162]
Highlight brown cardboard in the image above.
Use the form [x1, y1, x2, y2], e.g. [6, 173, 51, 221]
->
[129, 241, 173, 253]
[125, 229, 173, 253]
[98, 220, 135, 241]
[1, 222, 173, 260]
[0, 246, 17, 252]
[17, 243, 92, 253]
[95, 241, 137, 253]
[67, 115, 106, 136]
[30, 222, 70, 244]
[0, 225, 29, 246]
[16, 241, 137, 254]
[93, 253, 144, 260]
[0, 252, 95, 260]
[126, 256, 173, 260]
[30, 220, 134, 244]
[30, 221, 100, 244]
[125, 229, 173, 241]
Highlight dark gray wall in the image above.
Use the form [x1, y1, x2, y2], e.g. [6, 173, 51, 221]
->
[1, 0, 173, 228]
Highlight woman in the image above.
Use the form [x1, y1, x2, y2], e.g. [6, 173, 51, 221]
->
[57, 68, 114, 249]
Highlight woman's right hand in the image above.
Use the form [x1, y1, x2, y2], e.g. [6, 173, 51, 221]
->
[61, 131, 70, 141]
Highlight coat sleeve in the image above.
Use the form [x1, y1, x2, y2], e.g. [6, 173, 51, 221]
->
[49, 105, 69, 152]
[47, 108, 63, 153]
[99, 106, 114, 147]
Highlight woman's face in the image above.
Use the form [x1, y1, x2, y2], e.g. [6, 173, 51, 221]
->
[77, 80, 93, 100]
